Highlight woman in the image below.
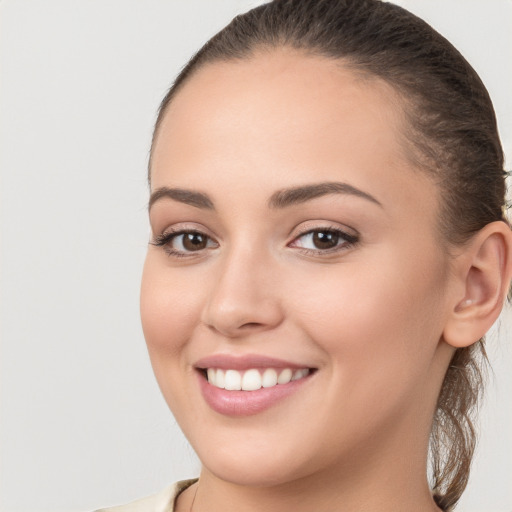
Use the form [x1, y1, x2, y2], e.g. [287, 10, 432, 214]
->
[98, 0, 512, 510]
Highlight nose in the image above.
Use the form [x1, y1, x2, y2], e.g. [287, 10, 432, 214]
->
[201, 246, 284, 338]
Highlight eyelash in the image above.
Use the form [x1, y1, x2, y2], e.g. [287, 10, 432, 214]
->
[290, 226, 359, 256]
[151, 229, 216, 258]
[151, 226, 359, 258]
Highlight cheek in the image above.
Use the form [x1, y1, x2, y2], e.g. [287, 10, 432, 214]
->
[277, 253, 448, 452]
[286, 247, 448, 386]
[140, 256, 211, 428]
[140, 256, 204, 370]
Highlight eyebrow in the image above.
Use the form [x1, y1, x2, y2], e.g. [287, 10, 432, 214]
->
[268, 181, 382, 209]
[148, 181, 382, 211]
[149, 187, 215, 210]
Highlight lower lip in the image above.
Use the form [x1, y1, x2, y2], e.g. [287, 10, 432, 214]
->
[197, 371, 311, 416]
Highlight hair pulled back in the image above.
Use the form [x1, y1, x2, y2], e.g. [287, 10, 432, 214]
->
[151, 1, 508, 510]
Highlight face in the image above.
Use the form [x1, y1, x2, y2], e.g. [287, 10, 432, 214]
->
[141, 50, 454, 487]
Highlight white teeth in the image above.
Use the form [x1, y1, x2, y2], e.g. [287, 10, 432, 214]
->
[206, 367, 310, 390]
[277, 368, 293, 385]
[241, 369, 262, 391]
[224, 369, 242, 390]
[261, 368, 278, 388]
[291, 369, 303, 381]
[215, 369, 225, 389]
[293, 368, 310, 380]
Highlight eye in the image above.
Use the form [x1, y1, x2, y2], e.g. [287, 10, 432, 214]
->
[290, 228, 358, 253]
[173, 232, 210, 251]
[151, 229, 218, 257]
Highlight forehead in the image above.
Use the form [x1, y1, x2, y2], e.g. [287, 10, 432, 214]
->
[153, 50, 405, 168]
[151, 49, 436, 218]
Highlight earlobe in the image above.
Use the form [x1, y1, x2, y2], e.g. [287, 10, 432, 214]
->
[443, 221, 512, 348]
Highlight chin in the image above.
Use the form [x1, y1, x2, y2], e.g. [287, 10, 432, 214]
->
[190, 426, 333, 489]
[201, 454, 310, 488]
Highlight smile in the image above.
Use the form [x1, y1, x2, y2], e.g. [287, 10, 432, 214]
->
[195, 355, 316, 416]
[206, 367, 311, 391]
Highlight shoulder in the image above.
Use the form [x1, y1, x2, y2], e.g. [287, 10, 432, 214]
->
[93, 479, 198, 512]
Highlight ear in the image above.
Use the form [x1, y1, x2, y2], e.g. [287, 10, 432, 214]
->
[443, 221, 512, 348]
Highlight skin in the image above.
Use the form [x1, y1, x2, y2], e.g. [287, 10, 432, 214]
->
[141, 50, 510, 512]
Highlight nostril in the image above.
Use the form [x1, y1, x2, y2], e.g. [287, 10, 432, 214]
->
[241, 322, 263, 329]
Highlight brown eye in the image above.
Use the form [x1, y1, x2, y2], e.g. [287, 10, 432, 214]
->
[312, 230, 340, 249]
[290, 228, 359, 254]
[152, 230, 218, 256]
[181, 232, 208, 251]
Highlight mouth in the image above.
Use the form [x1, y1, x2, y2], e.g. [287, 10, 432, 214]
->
[199, 367, 311, 391]
[194, 354, 317, 416]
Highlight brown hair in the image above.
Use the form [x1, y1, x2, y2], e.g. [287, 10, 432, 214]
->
[150, 1, 508, 509]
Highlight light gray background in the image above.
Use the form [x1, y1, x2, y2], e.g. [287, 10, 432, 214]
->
[1, 1, 511, 511]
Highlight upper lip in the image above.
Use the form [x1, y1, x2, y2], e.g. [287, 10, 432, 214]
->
[194, 353, 314, 371]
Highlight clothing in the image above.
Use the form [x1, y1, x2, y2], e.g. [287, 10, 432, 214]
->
[94, 479, 445, 511]
[94, 479, 198, 512]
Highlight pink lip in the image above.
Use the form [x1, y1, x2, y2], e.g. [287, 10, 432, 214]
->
[194, 354, 315, 417]
[194, 353, 309, 371]
[197, 372, 311, 416]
